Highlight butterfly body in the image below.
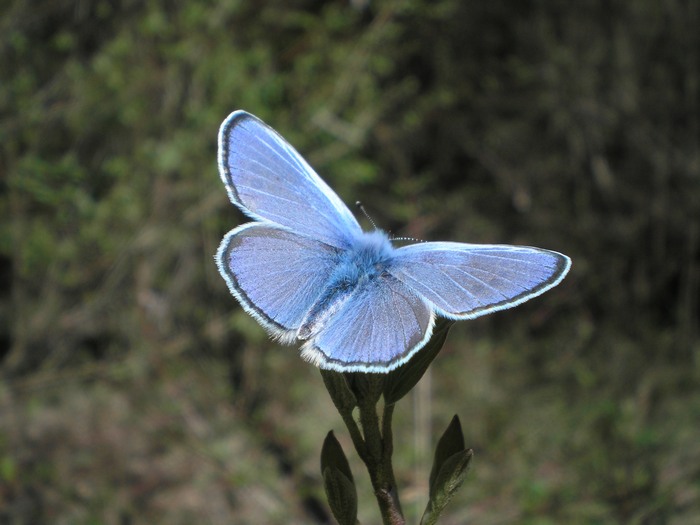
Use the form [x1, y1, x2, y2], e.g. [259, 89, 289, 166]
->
[298, 229, 395, 340]
[216, 110, 571, 373]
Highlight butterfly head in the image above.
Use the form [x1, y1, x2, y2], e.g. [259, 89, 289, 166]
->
[345, 230, 396, 279]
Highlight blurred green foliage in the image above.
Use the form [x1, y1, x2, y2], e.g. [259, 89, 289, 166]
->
[1, 0, 698, 523]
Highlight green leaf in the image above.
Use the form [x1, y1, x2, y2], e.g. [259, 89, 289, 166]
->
[383, 318, 454, 404]
[421, 449, 473, 525]
[321, 431, 354, 484]
[347, 372, 385, 408]
[321, 431, 357, 525]
[323, 467, 358, 525]
[321, 370, 358, 415]
[421, 416, 471, 525]
[428, 415, 465, 497]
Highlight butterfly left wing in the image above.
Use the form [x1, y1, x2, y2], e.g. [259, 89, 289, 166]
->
[300, 275, 435, 373]
[216, 223, 341, 342]
[388, 242, 571, 319]
[218, 111, 362, 248]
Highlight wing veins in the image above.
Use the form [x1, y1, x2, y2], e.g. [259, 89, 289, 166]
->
[390, 286, 410, 349]
[446, 251, 553, 267]
[436, 259, 532, 301]
[243, 131, 311, 184]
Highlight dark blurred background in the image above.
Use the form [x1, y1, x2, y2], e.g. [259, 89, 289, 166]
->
[1, 1, 698, 523]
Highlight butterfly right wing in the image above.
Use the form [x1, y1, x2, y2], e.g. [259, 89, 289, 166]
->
[389, 242, 571, 320]
[216, 223, 340, 342]
[218, 111, 362, 249]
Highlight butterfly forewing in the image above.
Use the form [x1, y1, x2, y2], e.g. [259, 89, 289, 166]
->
[389, 242, 571, 320]
[218, 111, 362, 248]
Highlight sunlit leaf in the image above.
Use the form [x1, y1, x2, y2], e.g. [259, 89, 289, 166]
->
[428, 415, 465, 498]
[421, 449, 473, 525]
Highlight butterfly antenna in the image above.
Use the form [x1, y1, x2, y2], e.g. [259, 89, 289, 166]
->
[355, 201, 379, 231]
[391, 236, 425, 242]
[355, 201, 426, 243]
[390, 235, 426, 244]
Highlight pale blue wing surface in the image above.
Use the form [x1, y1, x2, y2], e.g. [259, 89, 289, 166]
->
[300, 274, 435, 373]
[389, 242, 571, 319]
[218, 111, 362, 248]
[216, 223, 340, 342]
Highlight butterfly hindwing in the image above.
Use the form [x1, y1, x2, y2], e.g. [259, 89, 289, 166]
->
[218, 111, 362, 248]
[300, 274, 435, 373]
[216, 223, 340, 341]
[389, 242, 571, 320]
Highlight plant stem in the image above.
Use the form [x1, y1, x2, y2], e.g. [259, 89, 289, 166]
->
[338, 406, 368, 462]
[356, 400, 405, 525]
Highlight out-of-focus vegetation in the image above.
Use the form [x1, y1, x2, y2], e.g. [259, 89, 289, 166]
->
[1, 0, 698, 523]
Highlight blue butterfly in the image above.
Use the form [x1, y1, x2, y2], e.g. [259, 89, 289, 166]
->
[216, 111, 571, 373]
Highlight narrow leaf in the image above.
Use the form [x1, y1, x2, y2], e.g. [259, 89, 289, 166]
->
[321, 432, 358, 525]
[347, 372, 385, 408]
[323, 466, 358, 525]
[421, 449, 473, 525]
[321, 431, 354, 484]
[428, 415, 465, 498]
[384, 318, 454, 404]
[321, 369, 358, 415]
